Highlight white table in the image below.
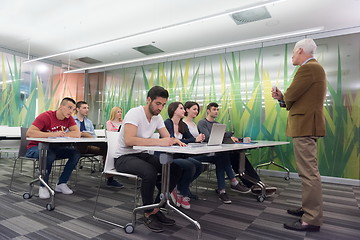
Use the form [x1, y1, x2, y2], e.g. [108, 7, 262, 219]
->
[0, 127, 21, 157]
[0, 126, 20, 140]
[25, 137, 106, 210]
[133, 140, 289, 239]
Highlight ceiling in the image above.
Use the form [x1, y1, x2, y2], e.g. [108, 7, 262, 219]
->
[1, 0, 359, 72]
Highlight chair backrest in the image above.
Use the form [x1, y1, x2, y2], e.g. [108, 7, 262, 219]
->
[18, 127, 30, 158]
[104, 131, 121, 172]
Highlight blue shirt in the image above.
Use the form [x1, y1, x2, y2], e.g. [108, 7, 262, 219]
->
[73, 115, 96, 137]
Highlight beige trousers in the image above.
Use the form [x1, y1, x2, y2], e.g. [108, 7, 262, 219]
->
[293, 136, 323, 226]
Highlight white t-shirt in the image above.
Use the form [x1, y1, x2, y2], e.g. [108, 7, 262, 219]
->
[115, 106, 165, 157]
[184, 121, 199, 137]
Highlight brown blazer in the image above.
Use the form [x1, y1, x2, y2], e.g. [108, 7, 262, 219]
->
[283, 59, 327, 137]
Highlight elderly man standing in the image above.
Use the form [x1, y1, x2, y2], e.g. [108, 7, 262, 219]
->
[272, 38, 327, 232]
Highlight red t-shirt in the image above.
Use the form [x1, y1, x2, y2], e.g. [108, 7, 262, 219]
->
[27, 110, 77, 149]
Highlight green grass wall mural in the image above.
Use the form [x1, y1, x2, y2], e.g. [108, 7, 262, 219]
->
[98, 34, 359, 180]
[1, 34, 359, 180]
[0, 52, 81, 128]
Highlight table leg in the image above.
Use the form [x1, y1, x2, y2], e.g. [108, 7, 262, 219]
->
[131, 153, 202, 239]
[238, 150, 266, 202]
[255, 146, 290, 180]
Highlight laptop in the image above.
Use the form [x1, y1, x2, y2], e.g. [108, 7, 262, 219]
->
[188, 124, 226, 147]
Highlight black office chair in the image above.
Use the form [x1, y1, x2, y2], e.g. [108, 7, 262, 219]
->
[9, 127, 38, 194]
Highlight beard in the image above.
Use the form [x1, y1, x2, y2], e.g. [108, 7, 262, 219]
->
[149, 103, 160, 116]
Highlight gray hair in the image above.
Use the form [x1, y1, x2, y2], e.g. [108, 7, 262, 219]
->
[294, 38, 317, 55]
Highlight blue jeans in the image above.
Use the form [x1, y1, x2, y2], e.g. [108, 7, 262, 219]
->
[173, 157, 202, 196]
[26, 145, 81, 184]
[193, 152, 235, 190]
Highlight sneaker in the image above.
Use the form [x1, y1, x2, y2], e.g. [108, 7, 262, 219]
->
[215, 189, 232, 204]
[143, 214, 164, 232]
[230, 183, 251, 194]
[179, 196, 191, 209]
[39, 186, 50, 199]
[106, 178, 124, 188]
[155, 211, 176, 226]
[251, 184, 277, 197]
[55, 183, 73, 195]
[170, 190, 178, 206]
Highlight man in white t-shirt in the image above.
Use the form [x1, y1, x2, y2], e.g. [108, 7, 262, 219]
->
[114, 86, 183, 233]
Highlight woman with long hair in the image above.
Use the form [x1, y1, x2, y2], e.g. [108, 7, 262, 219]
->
[106, 106, 123, 131]
[164, 102, 204, 209]
[183, 101, 201, 138]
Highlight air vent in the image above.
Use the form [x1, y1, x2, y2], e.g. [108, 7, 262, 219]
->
[231, 6, 271, 25]
[133, 44, 164, 55]
[76, 57, 102, 64]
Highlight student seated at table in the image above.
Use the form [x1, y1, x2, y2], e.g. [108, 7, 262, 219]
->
[25, 97, 81, 199]
[114, 86, 182, 233]
[183, 101, 250, 204]
[74, 101, 123, 188]
[198, 102, 277, 197]
[106, 106, 123, 131]
[164, 101, 205, 209]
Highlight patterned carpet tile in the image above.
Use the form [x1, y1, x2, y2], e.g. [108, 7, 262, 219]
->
[0, 157, 359, 240]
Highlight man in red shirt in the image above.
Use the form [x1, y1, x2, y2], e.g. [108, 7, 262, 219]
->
[26, 97, 81, 199]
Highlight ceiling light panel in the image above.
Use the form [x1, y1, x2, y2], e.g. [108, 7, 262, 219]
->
[231, 6, 271, 25]
[133, 44, 164, 55]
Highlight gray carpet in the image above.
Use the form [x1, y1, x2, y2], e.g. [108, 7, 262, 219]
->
[0, 157, 359, 240]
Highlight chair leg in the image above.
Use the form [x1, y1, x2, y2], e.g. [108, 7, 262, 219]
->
[93, 174, 104, 219]
[8, 157, 18, 194]
[93, 174, 136, 229]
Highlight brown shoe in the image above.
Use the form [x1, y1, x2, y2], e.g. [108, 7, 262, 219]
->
[287, 207, 304, 216]
[284, 220, 320, 232]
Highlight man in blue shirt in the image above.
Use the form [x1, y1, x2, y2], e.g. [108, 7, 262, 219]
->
[74, 101, 123, 188]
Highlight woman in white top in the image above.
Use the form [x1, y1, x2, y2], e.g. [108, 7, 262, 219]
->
[183, 101, 201, 137]
[106, 106, 123, 131]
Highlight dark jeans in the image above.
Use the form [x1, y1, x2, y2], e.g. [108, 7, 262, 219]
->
[114, 152, 182, 213]
[192, 152, 235, 190]
[173, 157, 202, 196]
[26, 145, 81, 184]
[229, 151, 261, 188]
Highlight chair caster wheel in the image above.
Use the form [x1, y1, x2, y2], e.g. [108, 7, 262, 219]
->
[284, 176, 290, 180]
[257, 195, 265, 202]
[23, 193, 32, 199]
[124, 223, 134, 234]
[46, 203, 55, 211]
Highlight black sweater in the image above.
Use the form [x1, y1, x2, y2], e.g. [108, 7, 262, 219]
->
[164, 118, 196, 144]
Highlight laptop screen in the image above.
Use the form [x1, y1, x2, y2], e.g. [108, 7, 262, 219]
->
[207, 124, 226, 145]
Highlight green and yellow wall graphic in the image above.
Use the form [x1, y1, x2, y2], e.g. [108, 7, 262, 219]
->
[1, 33, 359, 180]
[98, 34, 359, 179]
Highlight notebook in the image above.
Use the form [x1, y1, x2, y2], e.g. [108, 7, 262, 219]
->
[188, 124, 226, 147]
